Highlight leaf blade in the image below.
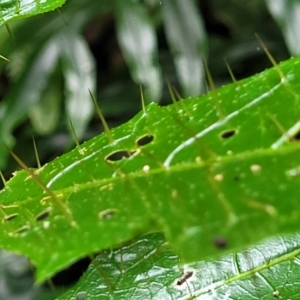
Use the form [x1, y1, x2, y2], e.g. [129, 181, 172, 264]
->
[0, 56, 300, 282]
[57, 232, 300, 299]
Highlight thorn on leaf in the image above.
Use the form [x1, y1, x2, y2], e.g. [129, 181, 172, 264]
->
[4, 213, 18, 222]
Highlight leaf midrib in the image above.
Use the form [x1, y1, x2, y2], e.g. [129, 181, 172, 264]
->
[35, 141, 300, 199]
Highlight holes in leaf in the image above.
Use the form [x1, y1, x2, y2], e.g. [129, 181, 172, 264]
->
[4, 213, 18, 222]
[213, 236, 227, 249]
[176, 270, 194, 286]
[14, 225, 29, 234]
[220, 129, 236, 139]
[99, 209, 117, 220]
[233, 175, 240, 181]
[135, 134, 154, 147]
[35, 208, 52, 221]
[105, 150, 136, 162]
[292, 129, 300, 141]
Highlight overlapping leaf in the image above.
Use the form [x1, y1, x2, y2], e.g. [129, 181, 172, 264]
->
[57, 232, 300, 299]
[0, 57, 300, 283]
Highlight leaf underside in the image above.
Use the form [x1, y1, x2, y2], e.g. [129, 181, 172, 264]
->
[0, 57, 300, 282]
[57, 232, 300, 300]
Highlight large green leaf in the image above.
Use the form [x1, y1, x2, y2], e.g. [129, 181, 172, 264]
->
[0, 56, 300, 282]
[57, 232, 300, 299]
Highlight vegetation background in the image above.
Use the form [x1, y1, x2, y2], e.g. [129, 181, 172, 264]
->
[0, 0, 297, 298]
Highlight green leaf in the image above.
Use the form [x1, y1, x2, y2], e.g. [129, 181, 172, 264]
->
[0, 56, 300, 283]
[0, 0, 111, 168]
[0, 0, 66, 24]
[59, 29, 96, 139]
[58, 232, 300, 299]
[0, 34, 60, 144]
[115, 0, 162, 103]
[29, 68, 62, 135]
[162, 0, 207, 96]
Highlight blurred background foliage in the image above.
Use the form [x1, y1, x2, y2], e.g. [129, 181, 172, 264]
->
[0, 0, 298, 298]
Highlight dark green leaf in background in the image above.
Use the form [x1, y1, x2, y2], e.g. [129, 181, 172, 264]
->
[0, 0, 111, 168]
[162, 0, 207, 97]
[115, 0, 162, 103]
[0, 28, 96, 164]
[0, 35, 60, 146]
[265, 0, 300, 55]
[29, 68, 62, 135]
[59, 29, 96, 138]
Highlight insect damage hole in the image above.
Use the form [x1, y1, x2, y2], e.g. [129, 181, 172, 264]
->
[292, 128, 300, 141]
[135, 134, 154, 147]
[14, 225, 29, 235]
[213, 236, 228, 249]
[3, 213, 18, 222]
[35, 208, 52, 221]
[174, 269, 195, 289]
[220, 129, 236, 139]
[105, 150, 136, 162]
[99, 209, 117, 220]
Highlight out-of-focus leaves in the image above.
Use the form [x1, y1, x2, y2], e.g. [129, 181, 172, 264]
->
[59, 29, 95, 138]
[0, 0, 113, 168]
[29, 69, 63, 135]
[265, 0, 300, 55]
[115, 0, 162, 103]
[0, 28, 96, 167]
[162, 0, 207, 97]
[57, 232, 300, 299]
[0, 251, 61, 300]
[0, 36, 60, 143]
